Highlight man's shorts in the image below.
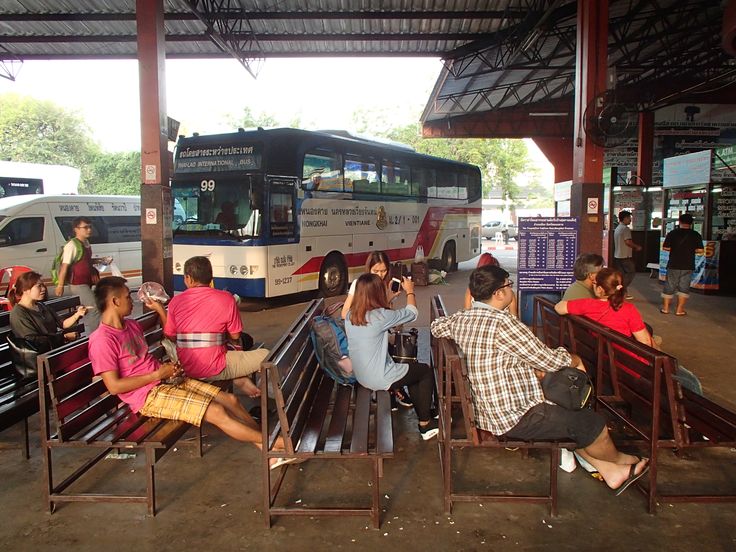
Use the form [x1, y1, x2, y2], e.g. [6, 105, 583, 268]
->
[502, 402, 606, 448]
[662, 268, 692, 297]
[138, 378, 221, 426]
[206, 348, 269, 382]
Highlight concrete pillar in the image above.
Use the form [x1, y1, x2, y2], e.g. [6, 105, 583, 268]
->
[571, 0, 608, 256]
[136, 0, 173, 294]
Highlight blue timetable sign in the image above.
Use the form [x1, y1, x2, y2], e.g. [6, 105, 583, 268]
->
[517, 217, 578, 291]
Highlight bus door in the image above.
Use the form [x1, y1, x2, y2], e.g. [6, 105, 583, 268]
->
[266, 176, 300, 296]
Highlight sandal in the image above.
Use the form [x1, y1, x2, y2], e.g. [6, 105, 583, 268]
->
[614, 458, 650, 496]
[675, 311, 687, 316]
[659, 309, 669, 314]
[269, 457, 305, 471]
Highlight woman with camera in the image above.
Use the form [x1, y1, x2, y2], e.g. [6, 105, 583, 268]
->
[344, 273, 438, 440]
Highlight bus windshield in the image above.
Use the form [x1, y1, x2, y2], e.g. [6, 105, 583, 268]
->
[172, 177, 263, 239]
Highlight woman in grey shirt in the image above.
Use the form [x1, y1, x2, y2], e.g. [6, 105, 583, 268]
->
[344, 273, 438, 440]
[9, 271, 86, 352]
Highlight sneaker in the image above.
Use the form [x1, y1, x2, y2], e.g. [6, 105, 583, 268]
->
[418, 418, 439, 441]
[390, 393, 399, 412]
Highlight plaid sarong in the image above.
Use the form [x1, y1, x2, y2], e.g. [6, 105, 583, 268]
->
[138, 378, 221, 426]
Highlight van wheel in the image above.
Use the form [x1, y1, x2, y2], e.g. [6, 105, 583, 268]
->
[441, 241, 457, 272]
[319, 253, 347, 297]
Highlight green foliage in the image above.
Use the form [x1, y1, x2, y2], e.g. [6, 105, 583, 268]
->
[229, 106, 281, 129]
[0, 93, 96, 168]
[83, 150, 141, 195]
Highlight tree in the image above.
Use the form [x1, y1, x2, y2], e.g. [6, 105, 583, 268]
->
[228, 106, 281, 129]
[83, 150, 141, 195]
[0, 93, 97, 170]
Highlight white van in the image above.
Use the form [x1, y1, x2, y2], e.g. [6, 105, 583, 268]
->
[0, 195, 142, 295]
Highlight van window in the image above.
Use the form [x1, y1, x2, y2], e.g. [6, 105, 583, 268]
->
[55, 216, 141, 244]
[0, 217, 44, 247]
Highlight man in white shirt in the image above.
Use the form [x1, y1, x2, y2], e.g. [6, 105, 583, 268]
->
[613, 210, 642, 299]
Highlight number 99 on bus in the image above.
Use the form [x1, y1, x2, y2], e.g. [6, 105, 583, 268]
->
[200, 179, 216, 192]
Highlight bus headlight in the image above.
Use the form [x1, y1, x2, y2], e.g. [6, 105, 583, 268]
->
[240, 265, 248, 275]
[229, 265, 238, 275]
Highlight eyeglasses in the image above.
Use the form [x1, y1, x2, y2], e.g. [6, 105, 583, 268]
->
[76, 225, 92, 230]
[495, 279, 514, 292]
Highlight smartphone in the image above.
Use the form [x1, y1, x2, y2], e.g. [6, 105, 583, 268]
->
[390, 277, 401, 293]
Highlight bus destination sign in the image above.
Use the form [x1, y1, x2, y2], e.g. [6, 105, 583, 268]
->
[175, 144, 262, 174]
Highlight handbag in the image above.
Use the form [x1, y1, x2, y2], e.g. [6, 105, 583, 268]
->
[389, 328, 419, 361]
[541, 367, 593, 410]
[6, 334, 40, 379]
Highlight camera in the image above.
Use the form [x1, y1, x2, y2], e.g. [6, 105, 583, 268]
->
[390, 277, 401, 293]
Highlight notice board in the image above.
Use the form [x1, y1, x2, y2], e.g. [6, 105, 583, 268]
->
[517, 217, 579, 291]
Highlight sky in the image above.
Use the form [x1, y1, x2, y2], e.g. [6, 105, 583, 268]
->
[0, 57, 552, 180]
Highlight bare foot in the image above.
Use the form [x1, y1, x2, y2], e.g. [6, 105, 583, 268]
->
[237, 377, 261, 398]
[608, 457, 649, 490]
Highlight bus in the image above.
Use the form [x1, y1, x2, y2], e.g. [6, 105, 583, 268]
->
[171, 128, 482, 298]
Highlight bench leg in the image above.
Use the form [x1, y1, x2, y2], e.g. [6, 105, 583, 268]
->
[371, 459, 380, 529]
[647, 444, 659, 514]
[42, 445, 54, 514]
[549, 448, 560, 517]
[443, 438, 452, 514]
[146, 448, 156, 516]
[22, 416, 30, 460]
[197, 424, 203, 457]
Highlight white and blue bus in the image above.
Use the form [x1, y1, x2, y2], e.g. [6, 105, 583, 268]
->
[171, 128, 482, 298]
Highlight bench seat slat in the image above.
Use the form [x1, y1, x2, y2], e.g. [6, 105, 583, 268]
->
[349, 386, 371, 454]
[56, 379, 108, 420]
[296, 376, 335, 454]
[73, 404, 133, 444]
[323, 385, 353, 453]
[285, 364, 323, 446]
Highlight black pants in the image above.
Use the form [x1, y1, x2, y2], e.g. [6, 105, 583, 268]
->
[391, 361, 434, 422]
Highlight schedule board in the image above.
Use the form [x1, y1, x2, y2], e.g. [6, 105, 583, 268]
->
[517, 217, 578, 291]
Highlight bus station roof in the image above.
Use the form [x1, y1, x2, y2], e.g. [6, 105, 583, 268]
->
[1, 1, 735, 138]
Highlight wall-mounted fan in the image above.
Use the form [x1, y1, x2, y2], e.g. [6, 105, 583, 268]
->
[583, 91, 638, 148]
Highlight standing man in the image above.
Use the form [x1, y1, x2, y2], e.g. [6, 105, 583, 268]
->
[661, 213, 704, 316]
[152, 256, 267, 397]
[54, 216, 101, 332]
[562, 253, 604, 300]
[613, 210, 642, 299]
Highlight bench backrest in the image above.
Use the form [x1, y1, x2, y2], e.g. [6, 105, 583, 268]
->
[261, 299, 324, 454]
[430, 294, 489, 446]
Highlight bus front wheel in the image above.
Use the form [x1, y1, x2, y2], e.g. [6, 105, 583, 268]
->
[319, 253, 347, 297]
[441, 241, 457, 272]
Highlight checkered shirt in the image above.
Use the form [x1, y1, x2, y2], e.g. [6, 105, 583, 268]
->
[430, 302, 571, 435]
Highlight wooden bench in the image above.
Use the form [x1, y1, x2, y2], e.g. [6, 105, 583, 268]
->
[260, 298, 393, 528]
[0, 295, 83, 458]
[534, 296, 736, 513]
[430, 295, 575, 516]
[37, 309, 202, 516]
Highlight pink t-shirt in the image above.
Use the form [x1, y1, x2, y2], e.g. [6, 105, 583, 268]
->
[89, 319, 159, 412]
[164, 286, 242, 379]
[566, 298, 646, 337]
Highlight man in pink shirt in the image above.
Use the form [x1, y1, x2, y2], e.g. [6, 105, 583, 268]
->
[155, 256, 267, 397]
[88, 276, 281, 452]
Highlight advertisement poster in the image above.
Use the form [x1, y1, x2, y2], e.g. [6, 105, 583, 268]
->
[658, 238, 719, 291]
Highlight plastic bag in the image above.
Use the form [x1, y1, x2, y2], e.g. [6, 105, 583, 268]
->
[137, 281, 170, 304]
[414, 245, 425, 263]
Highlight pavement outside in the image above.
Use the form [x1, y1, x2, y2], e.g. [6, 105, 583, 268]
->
[1, 243, 735, 551]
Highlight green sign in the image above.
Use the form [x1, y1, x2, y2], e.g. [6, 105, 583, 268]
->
[716, 145, 736, 171]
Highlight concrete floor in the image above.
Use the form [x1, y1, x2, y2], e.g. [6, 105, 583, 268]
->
[2, 244, 736, 551]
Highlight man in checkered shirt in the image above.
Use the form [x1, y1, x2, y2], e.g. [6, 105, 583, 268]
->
[431, 264, 649, 494]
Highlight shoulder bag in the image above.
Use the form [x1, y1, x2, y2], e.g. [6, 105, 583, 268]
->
[541, 367, 593, 410]
[6, 334, 40, 379]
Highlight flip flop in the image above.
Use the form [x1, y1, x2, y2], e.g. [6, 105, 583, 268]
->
[659, 309, 669, 314]
[269, 457, 306, 471]
[614, 459, 650, 496]
[675, 311, 687, 316]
